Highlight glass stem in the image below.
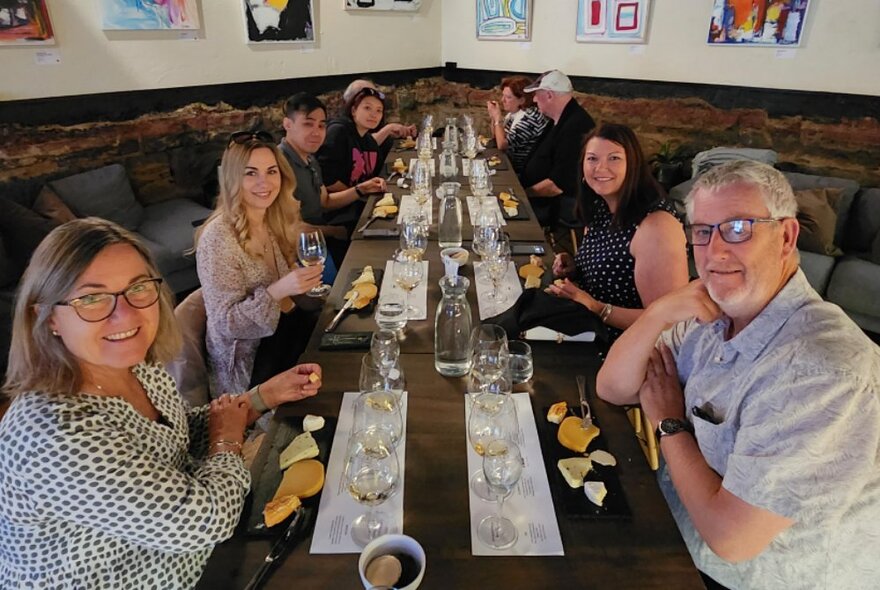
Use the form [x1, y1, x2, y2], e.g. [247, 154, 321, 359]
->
[365, 507, 381, 539]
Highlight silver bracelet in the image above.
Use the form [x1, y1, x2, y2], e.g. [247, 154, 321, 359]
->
[249, 384, 270, 413]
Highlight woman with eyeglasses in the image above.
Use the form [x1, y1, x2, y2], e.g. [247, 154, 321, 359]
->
[0, 218, 322, 588]
[486, 75, 548, 174]
[196, 131, 323, 397]
[316, 87, 388, 231]
[547, 124, 690, 340]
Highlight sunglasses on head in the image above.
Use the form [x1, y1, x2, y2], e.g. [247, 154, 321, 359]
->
[228, 130, 274, 147]
[355, 87, 385, 101]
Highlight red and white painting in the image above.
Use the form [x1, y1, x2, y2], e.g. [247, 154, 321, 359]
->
[576, 0, 650, 43]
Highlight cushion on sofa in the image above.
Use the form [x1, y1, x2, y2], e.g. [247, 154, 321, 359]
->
[783, 172, 859, 249]
[0, 195, 59, 278]
[848, 188, 880, 255]
[826, 255, 880, 320]
[136, 198, 212, 275]
[33, 185, 77, 224]
[795, 188, 843, 256]
[0, 230, 17, 288]
[798, 250, 837, 297]
[49, 164, 144, 231]
[166, 288, 210, 408]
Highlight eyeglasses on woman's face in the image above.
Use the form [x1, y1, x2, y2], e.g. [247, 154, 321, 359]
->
[227, 130, 275, 147]
[55, 278, 164, 322]
[685, 218, 785, 246]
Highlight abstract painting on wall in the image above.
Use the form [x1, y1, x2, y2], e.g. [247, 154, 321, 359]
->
[707, 0, 810, 46]
[476, 0, 532, 41]
[0, 0, 54, 45]
[345, 0, 421, 12]
[244, 0, 315, 43]
[101, 0, 200, 30]
[576, 0, 650, 43]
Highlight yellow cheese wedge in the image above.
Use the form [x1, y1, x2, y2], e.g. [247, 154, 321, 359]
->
[279, 431, 319, 470]
[584, 481, 607, 507]
[589, 449, 617, 467]
[558, 457, 593, 488]
[351, 266, 375, 286]
[524, 274, 542, 289]
[518, 264, 545, 279]
[558, 416, 600, 453]
[392, 158, 407, 172]
[263, 493, 301, 528]
[345, 283, 379, 309]
[307, 373, 320, 384]
[529, 255, 544, 268]
[273, 459, 325, 500]
[547, 401, 568, 424]
[373, 205, 399, 218]
[375, 193, 395, 208]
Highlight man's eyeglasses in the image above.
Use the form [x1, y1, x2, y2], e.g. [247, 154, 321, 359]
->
[55, 278, 164, 322]
[685, 218, 785, 246]
[354, 87, 385, 101]
[228, 130, 274, 147]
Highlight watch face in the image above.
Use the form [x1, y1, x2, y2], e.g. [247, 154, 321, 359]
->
[659, 418, 687, 436]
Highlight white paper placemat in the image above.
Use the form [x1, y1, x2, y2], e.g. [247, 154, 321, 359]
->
[310, 391, 409, 554]
[381, 260, 430, 321]
[408, 157, 436, 176]
[473, 261, 522, 320]
[397, 194, 433, 224]
[465, 393, 564, 556]
[461, 158, 497, 177]
[466, 196, 507, 227]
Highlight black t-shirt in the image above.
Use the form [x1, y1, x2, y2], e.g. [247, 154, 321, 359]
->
[316, 117, 382, 188]
[521, 99, 596, 197]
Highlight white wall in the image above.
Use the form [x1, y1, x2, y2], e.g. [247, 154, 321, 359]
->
[0, 0, 442, 101]
[442, 0, 880, 97]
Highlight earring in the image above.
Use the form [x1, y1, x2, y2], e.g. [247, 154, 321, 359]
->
[52, 330, 59, 336]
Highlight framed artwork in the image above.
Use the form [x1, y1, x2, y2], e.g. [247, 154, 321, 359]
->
[345, 0, 421, 12]
[707, 0, 810, 47]
[0, 0, 55, 45]
[101, 0, 200, 30]
[244, 0, 315, 43]
[476, 0, 532, 42]
[576, 0, 650, 43]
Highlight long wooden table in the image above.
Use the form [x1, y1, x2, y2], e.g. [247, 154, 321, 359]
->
[197, 148, 705, 589]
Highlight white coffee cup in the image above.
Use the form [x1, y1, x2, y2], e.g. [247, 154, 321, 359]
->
[358, 534, 426, 590]
[440, 247, 469, 278]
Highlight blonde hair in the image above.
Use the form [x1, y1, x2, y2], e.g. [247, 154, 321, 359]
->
[196, 140, 301, 266]
[3, 218, 181, 397]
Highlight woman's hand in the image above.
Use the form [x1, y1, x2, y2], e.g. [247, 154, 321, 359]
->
[208, 394, 249, 455]
[386, 123, 417, 139]
[269, 265, 323, 299]
[552, 253, 576, 278]
[546, 278, 599, 312]
[486, 100, 502, 123]
[258, 363, 322, 409]
[357, 177, 387, 195]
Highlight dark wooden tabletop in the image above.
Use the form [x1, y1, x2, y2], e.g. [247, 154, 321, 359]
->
[351, 148, 546, 243]
[196, 143, 705, 590]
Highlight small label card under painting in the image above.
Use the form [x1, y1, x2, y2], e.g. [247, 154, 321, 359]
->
[35, 50, 61, 65]
[310, 391, 408, 554]
[775, 48, 796, 59]
[465, 393, 564, 556]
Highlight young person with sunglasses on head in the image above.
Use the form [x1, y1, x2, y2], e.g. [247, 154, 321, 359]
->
[316, 86, 389, 235]
[195, 131, 323, 398]
[0, 218, 322, 588]
[547, 124, 689, 342]
[598, 160, 880, 590]
[279, 92, 384, 266]
[343, 78, 417, 164]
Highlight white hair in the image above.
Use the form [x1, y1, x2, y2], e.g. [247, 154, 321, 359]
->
[685, 160, 798, 221]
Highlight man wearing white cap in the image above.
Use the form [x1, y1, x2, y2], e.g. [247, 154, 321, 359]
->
[520, 70, 595, 229]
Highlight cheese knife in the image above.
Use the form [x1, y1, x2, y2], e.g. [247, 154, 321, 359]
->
[576, 374, 594, 429]
[325, 291, 358, 333]
[243, 506, 307, 590]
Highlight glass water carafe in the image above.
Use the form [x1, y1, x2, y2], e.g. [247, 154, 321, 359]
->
[438, 194, 462, 248]
[439, 147, 458, 180]
[434, 275, 473, 377]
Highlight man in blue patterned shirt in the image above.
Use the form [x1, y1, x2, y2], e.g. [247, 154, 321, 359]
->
[598, 160, 880, 589]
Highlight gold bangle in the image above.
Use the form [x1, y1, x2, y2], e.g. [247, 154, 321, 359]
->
[599, 303, 614, 323]
[212, 440, 243, 455]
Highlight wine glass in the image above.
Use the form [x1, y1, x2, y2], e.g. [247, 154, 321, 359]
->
[416, 130, 433, 161]
[296, 229, 330, 297]
[477, 438, 524, 550]
[393, 249, 425, 320]
[359, 354, 405, 398]
[412, 159, 432, 206]
[344, 427, 401, 547]
[468, 393, 518, 502]
[374, 291, 408, 335]
[469, 324, 509, 371]
[400, 212, 428, 258]
[353, 389, 404, 447]
[469, 159, 489, 197]
[371, 330, 400, 377]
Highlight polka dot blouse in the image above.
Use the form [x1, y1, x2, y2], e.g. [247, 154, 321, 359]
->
[573, 197, 681, 339]
[0, 363, 250, 589]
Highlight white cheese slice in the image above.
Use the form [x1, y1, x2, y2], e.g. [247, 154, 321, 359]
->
[504, 206, 518, 217]
[351, 265, 375, 286]
[584, 481, 607, 507]
[524, 274, 542, 289]
[375, 193, 395, 207]
[557, 457, 592, 489]
[302, 414, 325, 433]
[588, 449, 617, 467]
[279, 431, 319, 470]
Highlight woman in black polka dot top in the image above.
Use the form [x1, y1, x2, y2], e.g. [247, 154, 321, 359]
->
[0, 219, 322, 589]
[547, 124, 690, 340]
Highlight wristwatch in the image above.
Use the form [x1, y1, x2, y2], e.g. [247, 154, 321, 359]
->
[655, 418, 694, 440]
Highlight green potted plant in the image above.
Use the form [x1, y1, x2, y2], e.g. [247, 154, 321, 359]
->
[650, 141, 695, 190]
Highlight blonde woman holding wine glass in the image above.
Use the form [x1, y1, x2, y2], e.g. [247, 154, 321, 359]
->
[196, 130, 324, 397]
[297, 228, 331, 296]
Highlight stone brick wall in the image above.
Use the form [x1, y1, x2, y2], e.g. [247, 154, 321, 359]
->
[1, 75, 878, 208]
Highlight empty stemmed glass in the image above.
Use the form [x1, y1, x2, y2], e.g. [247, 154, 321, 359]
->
[483, 236, 511, 313]
[344, 427, 401, 547]
[468, 392, 518, 502]
[469, 158, 490, 197]
[371, 330, 400, 377]
[478, 438, 524, 550]
[469, 324, 509, 387]
[412, 159, 432, 207]
[296, 229, 330, 297]
[359, 354, 405, 398]
[400, 212, 429, 258]
[393, 249, 425, 320]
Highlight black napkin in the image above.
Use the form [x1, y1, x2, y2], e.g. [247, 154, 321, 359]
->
[485, 289, 609, 343]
